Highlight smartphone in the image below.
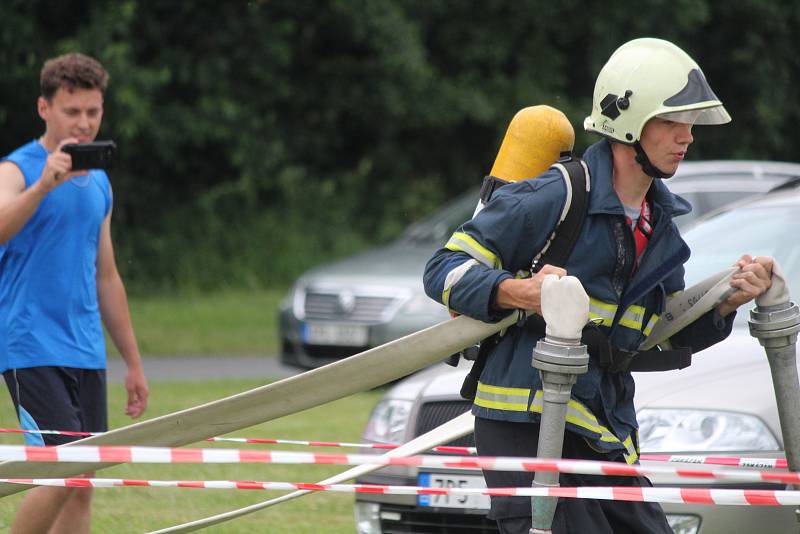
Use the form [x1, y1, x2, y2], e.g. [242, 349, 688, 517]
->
[61, 140, 117, 170]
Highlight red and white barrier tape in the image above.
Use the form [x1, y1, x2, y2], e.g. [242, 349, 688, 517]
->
[202, 445, 789, 469]
[1, 477, 798, 506]
[2, 428, 790, 470]
[0, 428, 101, 438]
[0, 428, 476, 455]
[196, 444, 799, 470]
[641, 454, 788, 470]
[0, 444, 796, 485]
[208, 441, 791, 470]
[205, 437, 475, 455]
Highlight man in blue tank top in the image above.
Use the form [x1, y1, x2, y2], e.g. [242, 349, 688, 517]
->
[0, 53, 149, 534]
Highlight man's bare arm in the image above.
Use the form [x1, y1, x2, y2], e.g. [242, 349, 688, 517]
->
[96, 213, 149, 418]
[0, 138, 82, 244]
[0, 161, 45, 244]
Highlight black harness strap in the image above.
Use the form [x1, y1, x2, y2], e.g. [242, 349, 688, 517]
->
[533, 157, 590, 272]
[479, 175, 510, 204]
[581, 321, 692, 373]
[461, 154, 590, 401]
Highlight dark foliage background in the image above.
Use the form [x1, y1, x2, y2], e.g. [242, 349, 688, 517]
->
[2, 0, 798, 292]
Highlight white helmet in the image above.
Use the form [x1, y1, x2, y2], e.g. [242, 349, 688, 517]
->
[583, 38, 731, 144]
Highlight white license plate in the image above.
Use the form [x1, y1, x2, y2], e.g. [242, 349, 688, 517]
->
[417, 472, 490, 509]
[301, 322, 368, 346]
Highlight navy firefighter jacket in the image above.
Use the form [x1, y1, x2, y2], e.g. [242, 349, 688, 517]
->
[423, 139, 734, 463]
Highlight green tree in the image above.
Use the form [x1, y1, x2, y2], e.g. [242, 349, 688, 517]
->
[1, 0, 798, 291]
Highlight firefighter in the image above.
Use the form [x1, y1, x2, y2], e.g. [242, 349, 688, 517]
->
[423, 37, 773, 533]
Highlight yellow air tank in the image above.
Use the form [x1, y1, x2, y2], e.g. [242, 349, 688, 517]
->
[491, 105, 575, 182]
[474, 105, 575, 216]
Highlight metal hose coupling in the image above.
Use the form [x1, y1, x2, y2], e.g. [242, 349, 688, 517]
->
[532, 336, 590, 405]
[748, 301, 800, 349]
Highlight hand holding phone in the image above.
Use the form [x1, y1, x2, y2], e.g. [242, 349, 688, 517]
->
[61, 140, 117, 170]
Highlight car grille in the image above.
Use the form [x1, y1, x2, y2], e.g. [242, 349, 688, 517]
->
[378, 504, 499, 534]
[304, 291, 399, 321]
[414, 400, 475, 448]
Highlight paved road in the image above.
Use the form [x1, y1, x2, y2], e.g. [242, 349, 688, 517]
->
[106, 354, 301, 383]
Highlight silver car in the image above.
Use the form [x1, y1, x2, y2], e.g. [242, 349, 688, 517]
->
[354, 181, 800, 534]
[279, 161, 800, 369]
[278, 189, 475, 368]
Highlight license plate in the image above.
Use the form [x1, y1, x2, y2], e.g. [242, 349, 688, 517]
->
[301, 322, 368, 346]
[417, 472, 490, 509]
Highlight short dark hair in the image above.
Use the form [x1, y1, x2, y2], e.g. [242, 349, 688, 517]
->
[40, 53, 108, 100]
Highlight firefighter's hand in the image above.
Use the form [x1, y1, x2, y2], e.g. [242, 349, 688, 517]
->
[494, 264, 567, 315]
[717, 255, 773, 317]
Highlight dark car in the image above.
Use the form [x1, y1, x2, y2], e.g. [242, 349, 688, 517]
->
[279, 161, 800, 369]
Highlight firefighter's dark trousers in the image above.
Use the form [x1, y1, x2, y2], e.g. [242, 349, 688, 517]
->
[474, 417, 673, 534]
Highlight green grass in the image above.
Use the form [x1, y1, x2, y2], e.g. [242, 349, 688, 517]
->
[113, 288, 286, 357]
[0, 379, 383, 533]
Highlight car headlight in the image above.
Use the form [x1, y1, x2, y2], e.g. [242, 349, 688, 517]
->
[291, 282, 307, 319]
[354, 502, 381, 534]
[638, 408, 780, 452]
[666, 513, 701, 534]
[363, 399, 413, 444]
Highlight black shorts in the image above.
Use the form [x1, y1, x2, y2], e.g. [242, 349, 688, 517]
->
[474, 417, 673, 534]
[3, 366, 108, 446]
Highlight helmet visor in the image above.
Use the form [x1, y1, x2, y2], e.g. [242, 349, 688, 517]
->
[656, 105, 731, 126]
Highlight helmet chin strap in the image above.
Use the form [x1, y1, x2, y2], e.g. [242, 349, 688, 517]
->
[633, 141, 675, 179]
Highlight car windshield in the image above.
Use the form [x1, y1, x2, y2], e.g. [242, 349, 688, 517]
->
[682, 202, 800, 327]
[672, 190, 759, 228]
[401, 189, 478, 244]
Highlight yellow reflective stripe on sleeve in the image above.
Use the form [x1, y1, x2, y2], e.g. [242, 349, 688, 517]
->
[474, 383, 637, 464]
[441, 259, 479, 308]
[622, 435, 638, 463]
[445, 232, 501, 269]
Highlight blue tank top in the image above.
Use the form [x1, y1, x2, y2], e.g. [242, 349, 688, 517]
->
[0, 140, 112, 371]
